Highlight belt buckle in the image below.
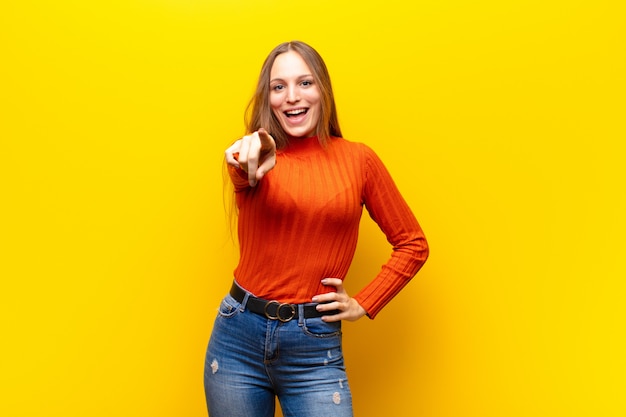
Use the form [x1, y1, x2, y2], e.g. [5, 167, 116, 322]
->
[264, 300, 296, 322]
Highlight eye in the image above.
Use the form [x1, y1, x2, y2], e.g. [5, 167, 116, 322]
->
[300, 80, 314, 87]
[272, 84, 285, 91]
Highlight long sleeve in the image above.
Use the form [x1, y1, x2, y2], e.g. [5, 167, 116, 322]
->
[353, 146, 429, 318]
[227, 164, 252, 192]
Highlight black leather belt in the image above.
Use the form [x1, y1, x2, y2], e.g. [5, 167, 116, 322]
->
[230, 281, 338, 322]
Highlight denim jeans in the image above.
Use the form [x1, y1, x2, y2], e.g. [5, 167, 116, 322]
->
[204, 293, 354, 417]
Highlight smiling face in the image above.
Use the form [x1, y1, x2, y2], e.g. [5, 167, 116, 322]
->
[269, 51, 321, 139]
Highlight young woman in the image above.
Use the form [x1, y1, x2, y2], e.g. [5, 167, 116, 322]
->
[204, 40, 429, 417]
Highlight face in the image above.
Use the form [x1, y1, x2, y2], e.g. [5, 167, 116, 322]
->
[269, 51, 321, 139]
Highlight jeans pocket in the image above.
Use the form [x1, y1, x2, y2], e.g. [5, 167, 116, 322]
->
[302, 317, 342, 338]
[216, 294, 241, 319]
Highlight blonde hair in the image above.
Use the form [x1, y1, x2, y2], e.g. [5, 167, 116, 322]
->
[245, 41, 342, 149]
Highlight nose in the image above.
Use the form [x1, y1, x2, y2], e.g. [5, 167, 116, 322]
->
[286, 86, 300, 103]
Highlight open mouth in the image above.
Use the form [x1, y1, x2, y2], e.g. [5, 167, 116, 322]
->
[284, 108, 308, 118]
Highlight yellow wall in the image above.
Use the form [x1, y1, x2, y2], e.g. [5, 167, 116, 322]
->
[2, 1, 624, 416]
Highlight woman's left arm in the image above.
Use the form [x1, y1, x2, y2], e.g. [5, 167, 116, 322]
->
[313, 144, 428, 320]
[354, 145, 429, 318]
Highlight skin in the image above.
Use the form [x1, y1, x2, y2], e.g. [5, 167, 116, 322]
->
[225, 128, 276, 187]
[313, 278, 366, 322]
[268, 50, 321, 139]
[224, 51, 367, 322]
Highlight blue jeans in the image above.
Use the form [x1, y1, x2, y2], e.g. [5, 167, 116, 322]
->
[204, 293, 354, 417]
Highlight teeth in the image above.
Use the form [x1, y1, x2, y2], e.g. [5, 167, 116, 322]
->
[286, 109, 306, 116]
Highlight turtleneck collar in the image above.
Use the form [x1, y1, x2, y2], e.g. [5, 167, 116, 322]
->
[278, 136, 322, 154]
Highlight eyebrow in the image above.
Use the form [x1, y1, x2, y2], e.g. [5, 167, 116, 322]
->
[270, 74, 314, 83]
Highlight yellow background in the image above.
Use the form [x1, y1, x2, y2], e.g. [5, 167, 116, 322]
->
[2, 1, 624, 416]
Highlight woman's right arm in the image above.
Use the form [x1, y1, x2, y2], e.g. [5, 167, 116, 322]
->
[225, 128, 276, 188]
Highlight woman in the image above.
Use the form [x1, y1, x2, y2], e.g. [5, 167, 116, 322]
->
[204, 40, 429, 417]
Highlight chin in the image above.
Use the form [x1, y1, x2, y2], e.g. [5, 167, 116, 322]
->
[283, 127, 314, 139]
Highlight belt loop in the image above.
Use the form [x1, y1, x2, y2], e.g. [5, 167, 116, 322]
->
[240, 291, 250, 312]
[297, 304, 305, 325]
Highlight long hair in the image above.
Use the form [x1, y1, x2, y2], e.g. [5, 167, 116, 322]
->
[245, 41, 342, 149]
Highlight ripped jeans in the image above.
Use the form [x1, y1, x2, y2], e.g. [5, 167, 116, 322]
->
[204, 293, 354, 417]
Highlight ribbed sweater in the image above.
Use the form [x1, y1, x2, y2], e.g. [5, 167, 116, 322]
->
[229, 136, 428, 319]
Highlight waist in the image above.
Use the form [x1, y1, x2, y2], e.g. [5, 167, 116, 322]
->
[230, 281, 339, 322]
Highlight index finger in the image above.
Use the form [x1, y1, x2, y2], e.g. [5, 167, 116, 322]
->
[257, 128, 276, 152]
[245, 131, 262, 187]
[321, 278, 343, 289]
[311, 278, 344, 304]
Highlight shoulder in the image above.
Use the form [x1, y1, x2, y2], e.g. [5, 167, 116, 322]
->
[330, 137, 378, 158]
[332, 137, 385, 166]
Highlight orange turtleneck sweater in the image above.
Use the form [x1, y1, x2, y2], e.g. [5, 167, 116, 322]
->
[229, 136, 428, 319]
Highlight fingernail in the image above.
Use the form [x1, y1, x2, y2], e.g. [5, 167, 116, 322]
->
[321, 278, 328, 284]
[312, 296, 318, 302]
